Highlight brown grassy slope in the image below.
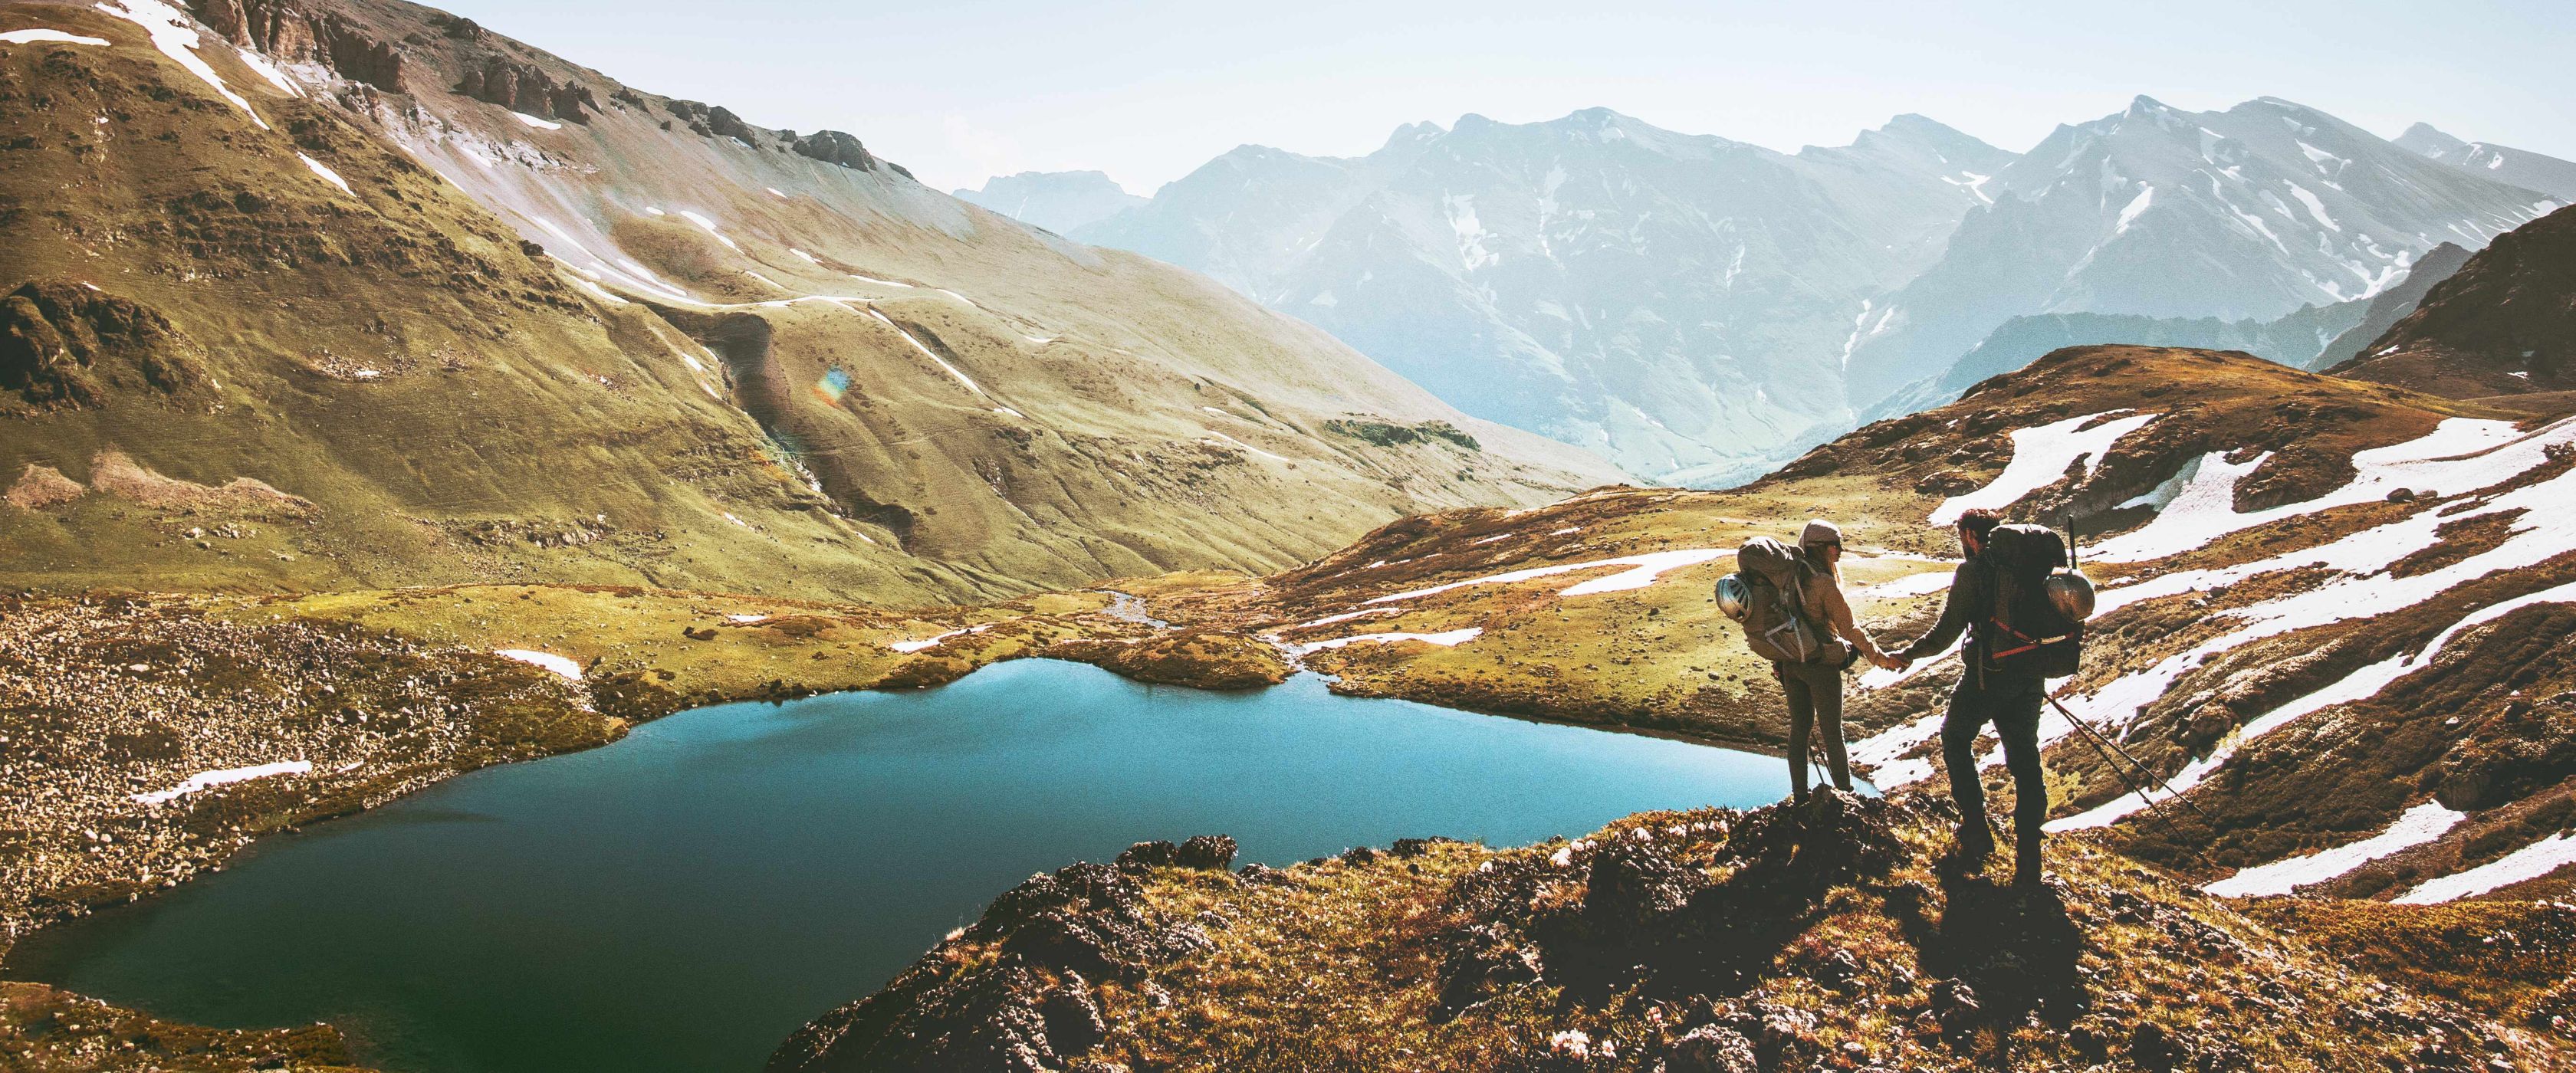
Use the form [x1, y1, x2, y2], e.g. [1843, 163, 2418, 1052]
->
[2331, 203, 2576, 409]
[0, 0, 1618, 605]
[0, 3, 948, 600]
[777, 793, 2571, 1073]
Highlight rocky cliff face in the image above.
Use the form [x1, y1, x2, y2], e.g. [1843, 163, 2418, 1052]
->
[193, 0, 406, 90]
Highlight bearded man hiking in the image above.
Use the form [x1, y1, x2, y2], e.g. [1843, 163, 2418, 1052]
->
[1887, 507, 2089, 887]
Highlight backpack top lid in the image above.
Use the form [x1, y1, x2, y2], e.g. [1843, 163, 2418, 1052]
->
[1737, 536, 1806, 587]
[1984, 523, 2067, 576]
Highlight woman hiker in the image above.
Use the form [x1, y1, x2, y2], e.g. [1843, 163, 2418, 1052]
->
[1779, 519, 1903, 803]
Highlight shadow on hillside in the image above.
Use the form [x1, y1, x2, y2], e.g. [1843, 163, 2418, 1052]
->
[1914, 868, 2089, 1030]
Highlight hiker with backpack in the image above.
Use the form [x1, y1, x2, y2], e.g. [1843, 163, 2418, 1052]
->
[1717, 520, 1901, 805]
[1885, 507, 2091, 886]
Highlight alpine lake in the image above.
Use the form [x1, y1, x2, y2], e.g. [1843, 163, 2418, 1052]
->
[8, 659, 1831, 1072]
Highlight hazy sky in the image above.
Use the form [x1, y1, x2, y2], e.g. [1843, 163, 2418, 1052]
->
[439, 0, 2573, 195]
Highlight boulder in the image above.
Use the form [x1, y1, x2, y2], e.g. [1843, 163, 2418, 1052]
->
[1664, 1025, 1757, 1073]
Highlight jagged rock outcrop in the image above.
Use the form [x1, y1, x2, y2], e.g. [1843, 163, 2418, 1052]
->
[192, 0, 407, 90]
[766, 840, 1234, 1073]
[454, 57, 597, 123]
[0, 281, 209, 412]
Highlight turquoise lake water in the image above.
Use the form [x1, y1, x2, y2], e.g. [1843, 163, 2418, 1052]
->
[9, 660, 1809, 1072]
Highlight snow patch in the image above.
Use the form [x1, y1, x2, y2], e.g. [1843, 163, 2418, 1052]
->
[1930, 412, 2157, 527]
[2397, 832, 2576, 904]
[495, 648, 583, 681]
[1292, 628, 1483, 655]
[297, 153, 351, 195]
[1863, 569, 1957, 599]
[678, 210, 740, 251]
[2285, 182, 2339, 232]
[0, 28, 110, 45]
[511, 111, 562, 131]
[92, 0, 268, 129]
[864, 308, 984, 395]
[2092, 416, 2576, 563]
[1204, 430, 1290, 462]
[233, 48, 300, 95]
[1365, 549, 1727, 605]
[132, 761, 313, 806]
[2204, 802, 2466, 897]
[886, 625, 991, 653]
[2113, 185, 2154, 235]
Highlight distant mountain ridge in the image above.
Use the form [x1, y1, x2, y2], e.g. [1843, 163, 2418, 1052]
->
[1079, 108, 2015, 484]
[2397, 123, 2576, 202]
[951, 170, 1145, 235]
[1839, 97, 2560, 409]
[1077, 97, 2566, 485]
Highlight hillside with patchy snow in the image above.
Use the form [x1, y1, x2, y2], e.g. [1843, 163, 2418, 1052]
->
[1086, 337, 2576, 914]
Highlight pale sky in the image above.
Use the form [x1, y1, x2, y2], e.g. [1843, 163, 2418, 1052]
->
[439, 0, 2574, 196]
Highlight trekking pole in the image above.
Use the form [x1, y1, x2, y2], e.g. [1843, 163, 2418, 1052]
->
[2045, 694, 2226, 835]
[2056, 700, 2213, 864]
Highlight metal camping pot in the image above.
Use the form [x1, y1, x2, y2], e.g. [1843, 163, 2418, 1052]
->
[1714, 574, 1752, 622]
[2045, 569, 2098, 622]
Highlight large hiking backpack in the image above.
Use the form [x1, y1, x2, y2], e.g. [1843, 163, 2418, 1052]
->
[1981, 523, 2088, 678]
[1725, 536, 1835, 664]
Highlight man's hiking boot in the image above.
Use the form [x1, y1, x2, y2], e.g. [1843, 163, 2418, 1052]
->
[1950, 821, 1995, 868]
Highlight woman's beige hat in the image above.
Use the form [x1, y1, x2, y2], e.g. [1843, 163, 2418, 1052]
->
[1799, 518, 1842, 549]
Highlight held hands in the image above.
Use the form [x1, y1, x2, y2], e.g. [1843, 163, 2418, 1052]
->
[1871, 651, 1910, 673]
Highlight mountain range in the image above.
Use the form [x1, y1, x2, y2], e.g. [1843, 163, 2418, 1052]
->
[1048, 98, 2568, 484]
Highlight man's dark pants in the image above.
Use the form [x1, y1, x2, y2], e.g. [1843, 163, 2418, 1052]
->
[1941, 666, 2047, 851]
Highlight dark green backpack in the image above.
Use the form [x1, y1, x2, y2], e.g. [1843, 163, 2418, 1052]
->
[1981, 523, 2085, 678]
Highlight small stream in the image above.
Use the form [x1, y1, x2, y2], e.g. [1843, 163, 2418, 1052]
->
[9, 660, 1810, 1073]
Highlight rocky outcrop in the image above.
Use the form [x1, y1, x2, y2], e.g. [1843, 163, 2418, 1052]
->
[454, 57, 598, 123]
[767, 840, 1235, 1073]
[0, 281, 209, 412]
[793, 130, 879, 172]
[192, 0, 407, 91]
